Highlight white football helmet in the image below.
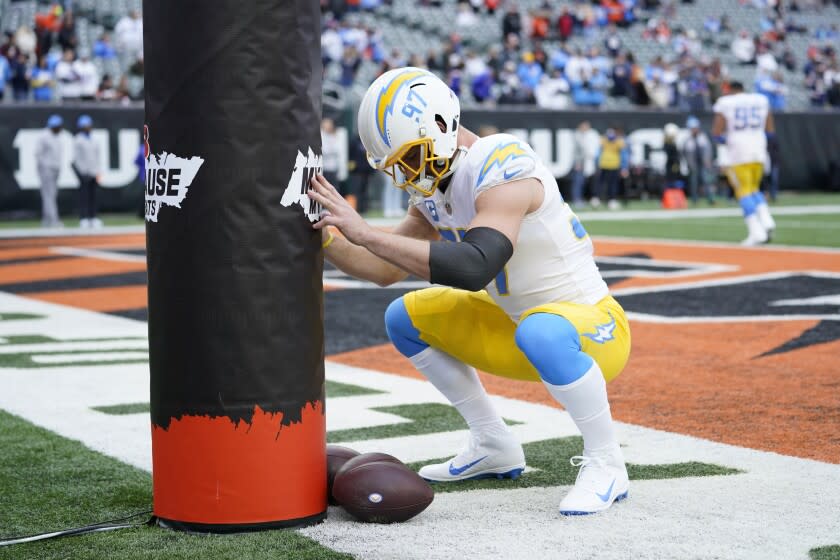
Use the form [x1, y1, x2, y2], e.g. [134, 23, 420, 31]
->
[358, 67, 465, 197]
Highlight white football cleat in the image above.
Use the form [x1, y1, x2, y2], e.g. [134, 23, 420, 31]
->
[419, 431, 525, 482]
[559, 449, 629, 516]
[741, 214, 768, 246]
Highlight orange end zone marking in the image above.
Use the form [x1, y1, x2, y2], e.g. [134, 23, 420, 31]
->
[26, 285, 148, 312]
[0, 257, 145, 284]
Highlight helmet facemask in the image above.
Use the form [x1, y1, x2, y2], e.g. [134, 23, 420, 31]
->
[379, 137, 457, 197]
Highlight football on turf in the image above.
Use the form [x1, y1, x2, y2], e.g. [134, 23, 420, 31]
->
[333, 460, 434, 523]
[338, 451, 404, 472]
[327, 445, 360, 505]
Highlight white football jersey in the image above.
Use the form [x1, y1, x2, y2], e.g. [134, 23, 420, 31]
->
[414, 133, 609, 322]
[713, 92, 770, 166]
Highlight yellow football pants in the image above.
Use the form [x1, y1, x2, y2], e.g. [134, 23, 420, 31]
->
[402, 287, 631, 383]
[726, 162, 764, 200]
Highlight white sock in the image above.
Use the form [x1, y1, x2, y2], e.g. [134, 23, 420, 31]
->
[756, 203, 776, 230]
[410, 347, 508, 437]
[744, 214, 768, 241]
[542, 362, 618, 454]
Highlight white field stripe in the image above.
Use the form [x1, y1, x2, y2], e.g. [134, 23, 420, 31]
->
[772, 294, 840, 306]
[593, 234, 840, 254]
[31, 351, 148, 364]
[626, 311, 840, 323]
[0, 225, 145, 239]
[0, 340, 148, 354]
[576, 204, 840, 221]
[323, 278, 431, 290]
[611, 270, 840, 297]
[49, 246, 146, 263]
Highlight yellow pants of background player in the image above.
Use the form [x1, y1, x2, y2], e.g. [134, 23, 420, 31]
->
[402, 287, 631, 383]
[726, 162, 764, 199]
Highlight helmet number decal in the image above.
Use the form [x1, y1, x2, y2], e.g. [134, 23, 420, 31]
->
[401, 88, 427, 121]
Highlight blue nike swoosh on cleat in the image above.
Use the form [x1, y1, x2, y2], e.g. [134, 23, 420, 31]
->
[596, 479, 616, 503]
[448, 456, 488, 476]
[503, 168, 521, 180]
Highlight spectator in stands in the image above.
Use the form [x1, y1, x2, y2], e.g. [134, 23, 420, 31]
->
[781, 47, 797, 71]
[0, 50, 9, 101]
[54, 48, 80, 101]
[31, 57, 55, 102]
[558, 7, 574, 41]
[339, 46, 362, 87]
[611, 52, 632, 97]
[594, 128, 627, 209]
[93, 33, 117, 60]
[10, 51, 31, 101]
[755, 43, 779, 75]
[564, 48, 591, 86]
[57, 12, 77, 52]
[732, 30, 756, 64]
[534, 70, 570, 109]
[14, 25, 37, 58]
[73, 115, 101, 229]
[456, 2, 478, 28]
[604, 24, 623, 57]
[115, 75, 133, 105]
[96, 74, 117, 101]
[681, 116, 715, 204]
[571, 121, 592, 207]
[517, 51, 543, 91]
[756, 71, 787, 110]
[502, 4, 522, 38]
[464, 50, 486, 81]
[74, 49, 99, 101]
[115, 10, 143, 59]
[0, 31, 15, 60]
[530, 3, 552, 40]
[604, 0, 625, 25]
[321, 20, 342, 67]
[682, 63, 709, 112]
[36, 115, 64, 229]
[471, 69, 495, 103]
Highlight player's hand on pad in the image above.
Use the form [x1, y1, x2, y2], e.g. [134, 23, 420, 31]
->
[308, 174, 372, 246]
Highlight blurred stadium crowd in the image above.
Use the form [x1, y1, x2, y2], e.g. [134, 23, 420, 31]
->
[320, 0, 840, 111]
[1, 0, 838, 110]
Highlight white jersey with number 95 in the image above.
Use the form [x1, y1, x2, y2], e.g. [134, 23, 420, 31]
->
[413, 133, 610, 322]
[713, 92, 770, 166]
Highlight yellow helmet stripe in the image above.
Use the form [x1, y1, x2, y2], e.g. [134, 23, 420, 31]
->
[375, 69, 428, 147]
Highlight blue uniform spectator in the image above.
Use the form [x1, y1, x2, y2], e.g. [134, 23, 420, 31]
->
[516, 52, 543, 90]
[93, 33, 117, 59]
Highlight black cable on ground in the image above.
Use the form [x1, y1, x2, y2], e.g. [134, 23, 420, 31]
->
[0, 510, 153, 547]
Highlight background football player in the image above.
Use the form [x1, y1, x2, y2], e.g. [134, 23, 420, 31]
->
[712, 81, 777, 246]
[308, 67, 632, 515]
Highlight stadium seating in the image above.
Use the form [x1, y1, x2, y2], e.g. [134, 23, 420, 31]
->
[1, 0, 839, 109]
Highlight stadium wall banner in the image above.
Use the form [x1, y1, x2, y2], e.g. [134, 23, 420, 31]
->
[1, 107, 838, 214]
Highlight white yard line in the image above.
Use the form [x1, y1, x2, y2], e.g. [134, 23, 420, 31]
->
[49, 246, 147, 263]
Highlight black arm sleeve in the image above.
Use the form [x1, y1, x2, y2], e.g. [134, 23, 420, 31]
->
[428, 227, 514, 292]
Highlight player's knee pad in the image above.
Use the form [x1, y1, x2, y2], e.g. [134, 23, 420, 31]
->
[515, 313, 594, 386]
[738, 193, 758, 216]
[384, 297, 428, 358]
